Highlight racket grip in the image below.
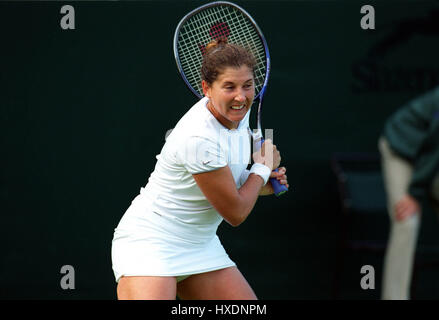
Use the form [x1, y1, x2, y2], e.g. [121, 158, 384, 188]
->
[258, 138, 288, 197]
[270, 170, 288, 197]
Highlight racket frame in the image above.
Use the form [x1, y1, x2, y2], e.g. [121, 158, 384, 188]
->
[173, 1, 271, 104]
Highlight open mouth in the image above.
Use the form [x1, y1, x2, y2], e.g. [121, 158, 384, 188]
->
[231, 104, 245, 110]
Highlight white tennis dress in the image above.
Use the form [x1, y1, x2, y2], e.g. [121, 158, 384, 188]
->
[111, 97, 252, 282]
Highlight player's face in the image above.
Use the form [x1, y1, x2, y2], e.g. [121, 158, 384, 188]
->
[202, 65, 255, 130]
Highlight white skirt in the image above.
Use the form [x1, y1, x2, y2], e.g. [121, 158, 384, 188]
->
[111, 196, 236, 283]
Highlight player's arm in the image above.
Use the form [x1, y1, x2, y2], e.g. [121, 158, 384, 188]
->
[193, 140, 281, 226]
[259, 167, 289, 196]
[193, 167, 264, 226]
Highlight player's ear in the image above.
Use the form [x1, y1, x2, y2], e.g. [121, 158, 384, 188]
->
[202, 80, 211, 98]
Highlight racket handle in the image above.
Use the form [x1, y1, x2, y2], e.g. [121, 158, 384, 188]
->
[258, 138, 288, 197]
[270, 170, 288, 197]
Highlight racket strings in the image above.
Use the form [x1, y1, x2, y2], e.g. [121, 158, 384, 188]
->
[209, 21, 230, 40]
[179, 9, 212, 93]
[224, 7, 266, 88]
[177, 5, 267, 97]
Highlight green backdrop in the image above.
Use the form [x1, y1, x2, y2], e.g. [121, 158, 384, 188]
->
[1, 0, 439, 299]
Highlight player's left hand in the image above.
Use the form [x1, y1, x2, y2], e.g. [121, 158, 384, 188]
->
[259, 167, 289, 196]
[270, 166, 289, 189]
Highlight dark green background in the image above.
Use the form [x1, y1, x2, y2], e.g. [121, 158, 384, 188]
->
[1, 0, 439, 299]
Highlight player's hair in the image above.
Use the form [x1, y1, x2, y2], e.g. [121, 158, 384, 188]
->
[201, 38, 256, 85]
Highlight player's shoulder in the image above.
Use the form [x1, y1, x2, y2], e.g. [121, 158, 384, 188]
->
[173, 98, 218, 137]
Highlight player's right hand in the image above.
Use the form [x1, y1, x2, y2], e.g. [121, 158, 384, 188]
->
[252, 139, 281, 171]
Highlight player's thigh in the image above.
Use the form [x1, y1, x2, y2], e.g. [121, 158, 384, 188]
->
[117, 276, 177, 300]
[177, 266, 257, 300]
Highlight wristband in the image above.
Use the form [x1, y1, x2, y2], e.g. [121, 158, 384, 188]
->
[249, 163, 271, 185]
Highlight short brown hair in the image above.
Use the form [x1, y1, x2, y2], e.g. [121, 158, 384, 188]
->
[201, 38, 256, 85]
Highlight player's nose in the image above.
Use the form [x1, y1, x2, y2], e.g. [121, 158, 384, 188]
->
[234, 91, 246, 103]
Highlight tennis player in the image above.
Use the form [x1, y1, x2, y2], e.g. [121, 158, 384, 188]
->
[111, 39, 288, 300]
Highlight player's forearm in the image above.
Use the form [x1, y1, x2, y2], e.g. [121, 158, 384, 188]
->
[225, 174, 264, 226]
[238, 169, 273, 196]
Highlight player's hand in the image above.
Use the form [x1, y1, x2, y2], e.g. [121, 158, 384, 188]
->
[259, 166, 288, 195]
[270, 166, 289, 189]
[252, 139, 281, 171]
[394, 194, 421, 222]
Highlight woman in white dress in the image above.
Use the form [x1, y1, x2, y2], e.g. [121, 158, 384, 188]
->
[111, 39, 289, 300]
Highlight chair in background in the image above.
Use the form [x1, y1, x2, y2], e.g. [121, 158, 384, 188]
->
[331, 152, 389, 299]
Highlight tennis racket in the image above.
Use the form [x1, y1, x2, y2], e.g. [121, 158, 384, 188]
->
[173, 1, 288, 196]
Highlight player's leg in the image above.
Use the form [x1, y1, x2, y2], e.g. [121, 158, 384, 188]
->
[117, 276, 177, 300]
[379, 137, 420, 300]
[176, 266, 257, 300]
